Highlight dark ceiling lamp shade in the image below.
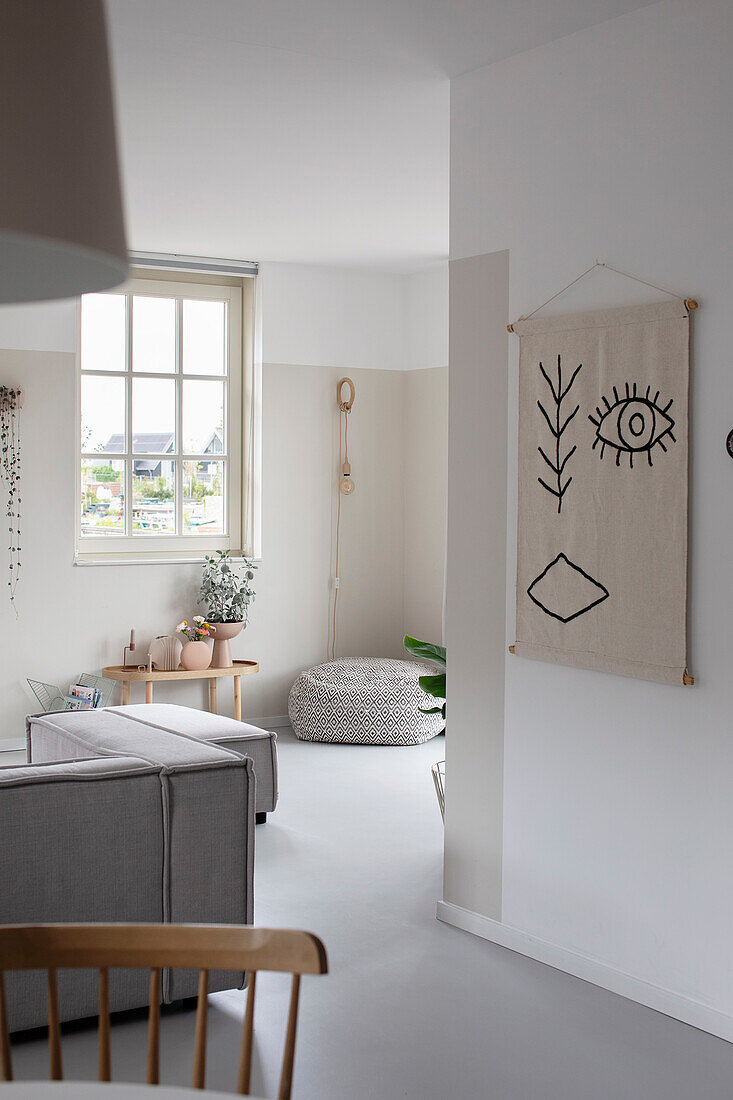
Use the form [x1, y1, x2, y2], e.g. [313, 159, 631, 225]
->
[0, 0, 129, 303]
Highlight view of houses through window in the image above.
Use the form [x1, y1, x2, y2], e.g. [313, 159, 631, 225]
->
[79, 280, 237, 545]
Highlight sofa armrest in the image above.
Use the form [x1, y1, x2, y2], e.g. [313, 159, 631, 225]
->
[0, 756, 165, 1031]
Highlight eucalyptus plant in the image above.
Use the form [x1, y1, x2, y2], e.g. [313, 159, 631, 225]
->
[403, 634, 446, 733]
[198, 550, 257, 624]
[0, 387, 22, 609]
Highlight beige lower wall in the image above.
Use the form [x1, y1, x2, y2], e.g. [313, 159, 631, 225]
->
[403, 366, 448, 646]
[0, 350, 446, 740]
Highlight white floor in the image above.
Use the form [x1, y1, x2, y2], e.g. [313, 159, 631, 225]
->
[7, 727, 733, 1098]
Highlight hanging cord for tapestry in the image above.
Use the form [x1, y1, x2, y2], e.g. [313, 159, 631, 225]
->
[507, 262, 698, 332]
[330, 378, 355, 660]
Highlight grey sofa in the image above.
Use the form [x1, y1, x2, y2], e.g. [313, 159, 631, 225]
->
[29, 703, 279, 822]
[1, 705, 277, 1032]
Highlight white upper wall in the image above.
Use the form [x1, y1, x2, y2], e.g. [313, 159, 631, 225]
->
[404, 264, 449, 371]
[449, 0, 733, 1025]
[261, 263, 397, 370]
[0, 263, 448, 371]
[0, 300, 76, 354]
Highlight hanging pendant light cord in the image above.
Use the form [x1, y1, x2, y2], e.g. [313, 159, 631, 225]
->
[330, 403, 351, 660]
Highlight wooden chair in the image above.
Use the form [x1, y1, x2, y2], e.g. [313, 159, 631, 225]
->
[0, 923, 327, 1098]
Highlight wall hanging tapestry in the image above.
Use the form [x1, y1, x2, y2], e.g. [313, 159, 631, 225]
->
[512, 298, 691, 685]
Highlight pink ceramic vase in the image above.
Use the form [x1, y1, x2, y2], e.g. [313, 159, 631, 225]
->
[180, 640, 212, 671]
[209, 621, 243, 668]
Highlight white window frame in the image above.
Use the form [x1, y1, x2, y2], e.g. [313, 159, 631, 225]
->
[75, 274, 247, 564]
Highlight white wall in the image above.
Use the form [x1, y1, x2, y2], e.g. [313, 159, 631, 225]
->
[259, 260, 448, 371]
[404, 264, 449, 371]
[443, 254, 509, 918]
[446, 0, 733, 1030]
[0, 261, 448, 741]
[259, 263, 406, 370]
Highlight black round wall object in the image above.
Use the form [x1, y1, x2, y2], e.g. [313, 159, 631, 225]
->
[727, 430, 733, 459]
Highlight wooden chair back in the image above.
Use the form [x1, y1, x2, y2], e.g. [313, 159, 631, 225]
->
[0, 923, 327, 1098]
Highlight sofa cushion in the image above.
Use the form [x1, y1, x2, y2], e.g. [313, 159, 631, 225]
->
[27, 708, 241, 771]
[108, 703, 278, 812]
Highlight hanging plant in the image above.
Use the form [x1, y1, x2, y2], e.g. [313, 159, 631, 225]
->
[0, 387, 23, 609]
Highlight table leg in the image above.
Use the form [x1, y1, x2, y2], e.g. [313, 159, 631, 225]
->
[209, 679, 217, 714]
[234, 676, 242, 722]
[145, 681, 153, 704]
[122, 681, 130, 705]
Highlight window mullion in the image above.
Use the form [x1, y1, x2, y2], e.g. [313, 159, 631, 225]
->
[125, 293, 133, 537]
[175, 298, 183, 536]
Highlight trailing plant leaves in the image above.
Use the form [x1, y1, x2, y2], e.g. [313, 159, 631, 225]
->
[0, 387, 22, 608]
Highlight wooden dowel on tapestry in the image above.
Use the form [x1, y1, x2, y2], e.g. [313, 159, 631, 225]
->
[509, 645, 695, 685]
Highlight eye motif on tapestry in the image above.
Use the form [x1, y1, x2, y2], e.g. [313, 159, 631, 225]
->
[589, 383, 676, 467]
[513, 299, 690, 686]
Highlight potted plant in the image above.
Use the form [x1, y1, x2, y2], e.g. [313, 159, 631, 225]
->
[403, 634, 446, 734]
[177, 617, 213, 671]
[198, 551, 257, 667]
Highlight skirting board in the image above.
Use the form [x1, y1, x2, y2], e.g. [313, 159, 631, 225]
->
[0, 738, 25, 753]
[436, 899, 733, 1044]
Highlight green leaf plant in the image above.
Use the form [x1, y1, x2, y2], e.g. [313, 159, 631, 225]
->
[198, 550, 257, 624]
[403, 634, 446, 733]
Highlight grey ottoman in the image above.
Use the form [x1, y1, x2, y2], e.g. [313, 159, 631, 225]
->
[288, 657, 443, 745]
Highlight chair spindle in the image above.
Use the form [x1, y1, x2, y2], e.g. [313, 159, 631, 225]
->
[47, 968, 63, 1080]
[98, 967, 111, 1081]
[0, 972, 13, 1081]
[147, 968, 161, 1085]
[278, 973, 301, 1100]
[237, 970, 257, 1095]
[193, 967, 209, 1089]
[0, 924, 326, 1097]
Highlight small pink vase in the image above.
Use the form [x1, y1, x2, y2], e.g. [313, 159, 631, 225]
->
[180, 640, 212, 671]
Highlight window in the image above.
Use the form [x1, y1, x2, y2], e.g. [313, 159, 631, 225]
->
[76, 274, 252, 562]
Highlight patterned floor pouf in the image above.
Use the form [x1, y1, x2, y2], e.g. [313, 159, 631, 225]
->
[288, 657, 444, 745]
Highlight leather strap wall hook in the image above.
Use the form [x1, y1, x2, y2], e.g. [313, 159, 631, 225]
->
[336, 377, 356, 412]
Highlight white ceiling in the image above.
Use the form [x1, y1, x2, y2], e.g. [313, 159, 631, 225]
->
[105, 0, 655, 271]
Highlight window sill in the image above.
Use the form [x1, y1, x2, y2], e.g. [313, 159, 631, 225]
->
[74, 554, 261, 567]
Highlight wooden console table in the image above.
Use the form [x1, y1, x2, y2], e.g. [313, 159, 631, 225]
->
[102, 660, 259, 721]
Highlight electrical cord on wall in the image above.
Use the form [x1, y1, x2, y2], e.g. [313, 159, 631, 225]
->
[330, 378, 355, 660]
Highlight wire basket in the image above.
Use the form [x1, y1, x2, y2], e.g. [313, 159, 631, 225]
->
[27, 673, 115, 713]
[432, 759, 445, 822]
